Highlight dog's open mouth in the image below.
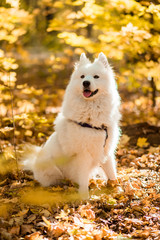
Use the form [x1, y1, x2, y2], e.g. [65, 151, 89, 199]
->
[83, 89, 98, 98]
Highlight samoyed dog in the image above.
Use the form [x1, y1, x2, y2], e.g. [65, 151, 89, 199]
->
[22, 52, 121, 197]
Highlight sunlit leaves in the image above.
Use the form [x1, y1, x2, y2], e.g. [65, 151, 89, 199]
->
[0, 6, 31, 43]
[0, 1, 32, 93]
[20, 187, 80, 206]
[147, 3, 160, 16]
[0, 148, 17, 175]
[121, 22, 151, 41]
[137, 137, 149, 148]
[6, 0, 20, 9]
[0, 72, 17, 87]
[47, 0, 160, 92]
[111, 0, 144, 12]
[82, 1, 104, 20]
[0, 50, 18, 86]
[58, 32, 92, 47]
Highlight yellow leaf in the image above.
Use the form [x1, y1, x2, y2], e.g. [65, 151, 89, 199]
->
[25, 130, 32, 137]
[0, 127, 13, 135]
[58, 32, 91, 47]
[137, 137, 149, 148]
[38, 132, 45, 138]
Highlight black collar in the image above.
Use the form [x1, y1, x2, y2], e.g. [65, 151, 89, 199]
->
[71, 120, 108, 147]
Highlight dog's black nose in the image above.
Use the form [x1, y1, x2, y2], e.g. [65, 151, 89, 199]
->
[83, 81, 90, 88]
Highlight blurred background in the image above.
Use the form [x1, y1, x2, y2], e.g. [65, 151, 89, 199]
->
[0, 0, 160, 148]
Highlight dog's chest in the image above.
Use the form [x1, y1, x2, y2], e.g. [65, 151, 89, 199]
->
[78, 105, 108, 126]
[56, 114, 107, 162]
[65, 121, 106, 160]
[80, 126, 106, 155]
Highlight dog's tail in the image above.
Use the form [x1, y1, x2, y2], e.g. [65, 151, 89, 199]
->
[20, 144, 41, 172]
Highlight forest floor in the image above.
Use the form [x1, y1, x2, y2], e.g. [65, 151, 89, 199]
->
[0, 76, 160, 239]
[0, 141, 159, 240]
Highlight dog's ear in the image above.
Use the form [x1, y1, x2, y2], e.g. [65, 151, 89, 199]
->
[75, 53, 90, 69]
[79, 53, 90, 65]
[98, 52, 109, 68]
[80, 53, 87, 61]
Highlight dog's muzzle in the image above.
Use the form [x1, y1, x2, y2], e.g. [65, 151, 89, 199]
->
[83, 81, 98, 98]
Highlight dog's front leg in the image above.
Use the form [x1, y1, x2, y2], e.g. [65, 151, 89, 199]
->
[101, 154, 117, 180]
[77, 162, 91, 199]
[78, 180, 89, 199]
[68, 153, 92, 199]
[101, 124, 120, 180]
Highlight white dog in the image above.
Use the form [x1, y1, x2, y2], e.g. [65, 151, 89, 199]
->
[22, 52, 121, 197]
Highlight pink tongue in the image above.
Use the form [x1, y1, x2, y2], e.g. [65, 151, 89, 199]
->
[83, 90, 92, 98]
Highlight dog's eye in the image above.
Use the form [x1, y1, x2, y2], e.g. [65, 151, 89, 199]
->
[94, 75, 99, 79]
[81, 75, 85, 79]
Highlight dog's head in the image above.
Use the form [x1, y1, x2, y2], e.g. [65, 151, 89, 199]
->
[70, 52, 114, 100]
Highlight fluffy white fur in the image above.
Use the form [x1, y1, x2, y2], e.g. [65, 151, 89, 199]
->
[22, 52, 121, 197]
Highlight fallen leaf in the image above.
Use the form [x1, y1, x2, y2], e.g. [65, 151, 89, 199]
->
[125, 181, 135, 197]
[50, 223, 66, 237]
[79, 205, 95, 220]
[40, 209, 51, 217]
[21, 224, 33, 235]
[137, 137, 149, 148]
[119, 134, 130, 147]
[9, 226, 20, 235]
[132, 229, 150, 238]
[24, 232, 44, 240]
